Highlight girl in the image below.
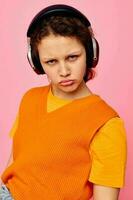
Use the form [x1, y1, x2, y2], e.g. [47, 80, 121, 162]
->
[0, 4, 127, 200]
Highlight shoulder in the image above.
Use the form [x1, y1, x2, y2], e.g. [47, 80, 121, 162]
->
[92, 117, 127, 142]
[90, 116, 127, 153]
[99, 116, 126, 133]
[20, 84, 49, 102]
[22, 85, 48, 98]
[18, 84, 49, 110]
[99, 116, 127, 141]
[90, 94, 120, 118]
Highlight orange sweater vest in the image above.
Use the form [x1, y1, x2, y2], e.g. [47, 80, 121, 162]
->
[1, 84, 119, 200]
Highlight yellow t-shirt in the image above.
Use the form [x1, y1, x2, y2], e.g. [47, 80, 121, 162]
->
[9, 87, 127, 188]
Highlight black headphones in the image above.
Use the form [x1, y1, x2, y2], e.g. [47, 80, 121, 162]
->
[27, 4, 99, 74]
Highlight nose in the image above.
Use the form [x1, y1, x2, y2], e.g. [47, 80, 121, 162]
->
[58, 62, 71, 77]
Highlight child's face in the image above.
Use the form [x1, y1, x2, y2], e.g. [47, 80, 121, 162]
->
[37, 33, 87, 98]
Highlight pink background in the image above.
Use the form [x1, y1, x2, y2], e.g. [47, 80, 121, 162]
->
[0, 0, 132, 199]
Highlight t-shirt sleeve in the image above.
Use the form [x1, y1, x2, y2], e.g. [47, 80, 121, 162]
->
[9, 113, 19, 138]
[88, 117, 127, 188]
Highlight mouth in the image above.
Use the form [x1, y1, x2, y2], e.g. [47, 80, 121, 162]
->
[59, 80, 75, 86]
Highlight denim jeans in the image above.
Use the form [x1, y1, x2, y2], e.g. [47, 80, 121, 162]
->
[0, 184, 14, 200]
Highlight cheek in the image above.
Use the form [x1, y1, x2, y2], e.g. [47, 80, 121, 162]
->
[41, 64, 51, 75]
[44, 69, 56, 80]
[76, 59, 86, 74]
[40, 65, 50, 77]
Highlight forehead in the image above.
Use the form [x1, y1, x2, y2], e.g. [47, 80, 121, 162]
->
[37, 34, 84, 56]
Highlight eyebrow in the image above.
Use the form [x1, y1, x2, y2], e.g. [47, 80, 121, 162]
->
[42, 50, 82, 60]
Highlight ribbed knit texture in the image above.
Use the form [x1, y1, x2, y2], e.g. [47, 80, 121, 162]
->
[1, 84, 119, 200]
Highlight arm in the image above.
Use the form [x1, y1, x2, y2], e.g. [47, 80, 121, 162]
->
[0, 114, 18, 187]
[89, 117, 127, 200]
[0, 146, 13, 187]
[6, 146, 13, 167]
[93, 184, 120, 200]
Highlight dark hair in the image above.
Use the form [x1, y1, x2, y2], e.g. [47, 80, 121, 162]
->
[30, 15, 96, 82]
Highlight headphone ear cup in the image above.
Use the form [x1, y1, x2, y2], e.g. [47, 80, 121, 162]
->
[91, 37, 99, 68]
[27, 43, 45, 74]
[86, 37, 99, 68]
[31, 49, 45, 74]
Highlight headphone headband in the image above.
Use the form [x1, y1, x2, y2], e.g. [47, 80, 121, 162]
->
[26, 4, 99, 76]
[27, 4, 91, 37]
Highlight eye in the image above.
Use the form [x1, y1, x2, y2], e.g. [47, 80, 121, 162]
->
[68, 55, 78, 61]
[46, 60, 56, 65]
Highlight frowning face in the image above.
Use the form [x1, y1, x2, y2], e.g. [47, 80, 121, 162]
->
[38, 33, 88, 99]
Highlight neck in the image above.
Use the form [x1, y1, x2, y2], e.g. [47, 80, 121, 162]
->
[50, 81, 93, 100]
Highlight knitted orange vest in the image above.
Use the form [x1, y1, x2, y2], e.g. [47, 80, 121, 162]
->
[1, 84, 119, 200]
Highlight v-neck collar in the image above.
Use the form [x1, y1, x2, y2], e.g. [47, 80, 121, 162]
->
[39, 84, 101, 119]
[48, 85, 73, 103]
